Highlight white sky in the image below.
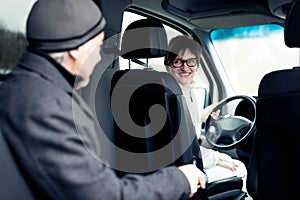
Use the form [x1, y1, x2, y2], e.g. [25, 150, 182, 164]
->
[0, 0, 36, 33]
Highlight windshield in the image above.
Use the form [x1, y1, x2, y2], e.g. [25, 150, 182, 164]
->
[211, 24, 299, 96]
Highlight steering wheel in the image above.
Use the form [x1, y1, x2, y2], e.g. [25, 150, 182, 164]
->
[205, 95, 256, 150]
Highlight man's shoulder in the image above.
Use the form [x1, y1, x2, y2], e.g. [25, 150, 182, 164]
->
[0, 70, 72, 114]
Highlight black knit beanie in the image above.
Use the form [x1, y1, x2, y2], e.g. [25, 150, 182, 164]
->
[26, 0, 106, 52]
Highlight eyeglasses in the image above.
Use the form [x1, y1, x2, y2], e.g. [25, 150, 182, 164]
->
[171, 58, 198, 68]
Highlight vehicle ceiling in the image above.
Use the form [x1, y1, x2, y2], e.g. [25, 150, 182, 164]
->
[99, 0, 293, 38]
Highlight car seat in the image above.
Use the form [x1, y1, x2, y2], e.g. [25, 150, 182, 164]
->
[110, 18, 247, 200]
[246, 0, 300, 199]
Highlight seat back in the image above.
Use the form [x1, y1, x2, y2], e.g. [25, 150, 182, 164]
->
[247, 67, 300, 199]
[0, 129, 36, 200]
[247, 0, 300, 199]
[111, 69, 202, 175]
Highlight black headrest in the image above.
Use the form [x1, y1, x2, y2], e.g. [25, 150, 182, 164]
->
[120, 18, 168, 59]
[284, 0, 300, 48]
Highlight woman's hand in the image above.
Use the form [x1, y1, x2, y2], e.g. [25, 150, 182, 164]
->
[210, 109, 220, 120]
[201, 103, 220, 122]
[216, 152, 238, 171]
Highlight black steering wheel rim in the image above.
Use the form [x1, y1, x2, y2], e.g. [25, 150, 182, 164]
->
[205, 95, 256, 150]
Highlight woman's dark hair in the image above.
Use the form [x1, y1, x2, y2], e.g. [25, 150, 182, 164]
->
[164, 35, 202, 66]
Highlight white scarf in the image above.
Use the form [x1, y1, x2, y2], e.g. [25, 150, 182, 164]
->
[179, 82, 203, 138]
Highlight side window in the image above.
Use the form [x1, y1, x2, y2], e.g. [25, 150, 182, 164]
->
[0, 1, 36, 85]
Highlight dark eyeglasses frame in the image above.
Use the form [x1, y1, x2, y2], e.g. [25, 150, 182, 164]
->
[170, 58, 199, 68]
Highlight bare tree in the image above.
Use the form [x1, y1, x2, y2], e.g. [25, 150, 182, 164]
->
[0, 22, 27, 71]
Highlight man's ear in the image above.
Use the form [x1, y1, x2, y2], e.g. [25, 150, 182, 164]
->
[68, 49, 80, 60]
